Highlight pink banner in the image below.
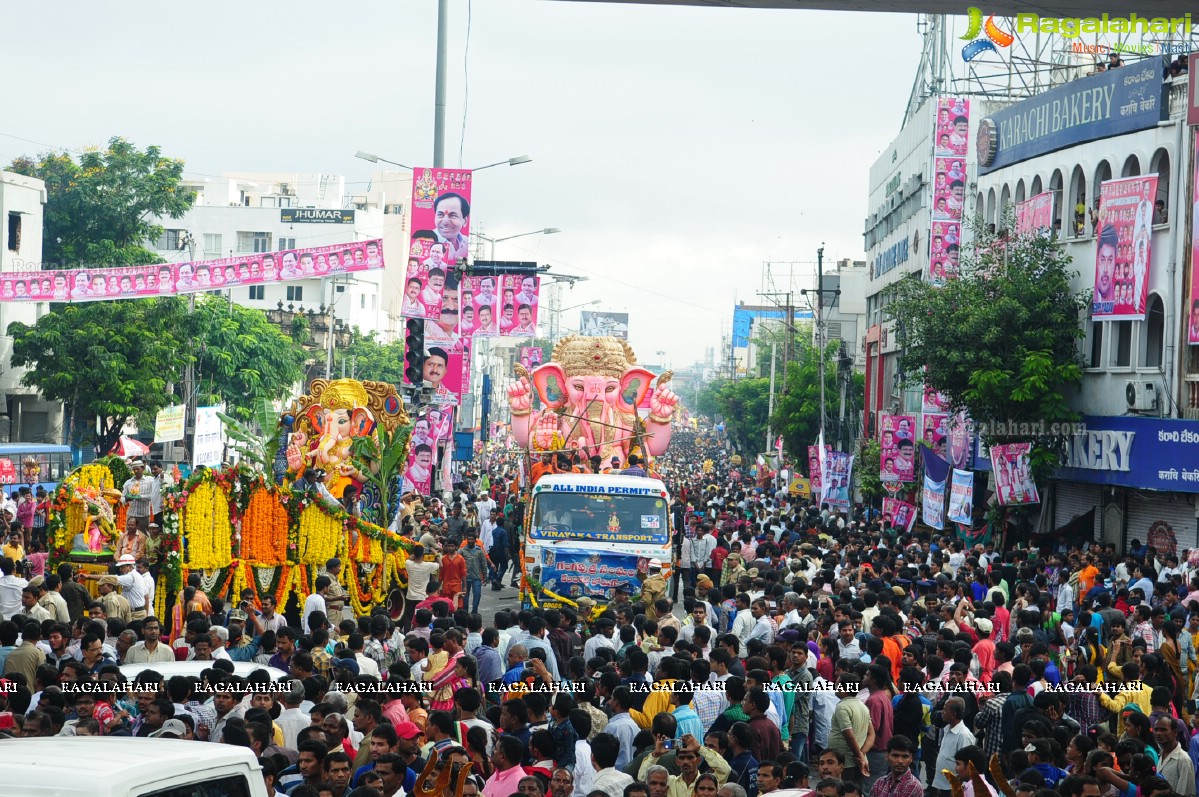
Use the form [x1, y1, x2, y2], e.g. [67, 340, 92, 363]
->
[0, 240, 383, 303]
[929, 222, 961, 285]
[1190, 129, 1199, 345]
[403, 168, 474, 320]
[990, 442, 1041, 505]
[879, 413, 916, 483]
[929, 98, 969, 287]
[921, 382, 950, 413]
[462, 275, 499, 337]
[807, 444, 829, 499]
[922, 413, 948, 460]
[411, 406, 453, 445]
[403, 441, 434, 496]
[519, 346, 544, 371]
[946, 412, 973, 470]
[1093, 175, 1157, 322]
[882, 497, 917, 532]
[934, 98, 970, 158]
[500, 274, 540, 336]
[1015, 192, 1054, 235]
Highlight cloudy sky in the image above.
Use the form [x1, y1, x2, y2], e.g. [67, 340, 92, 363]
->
[2, 1, 922, 367]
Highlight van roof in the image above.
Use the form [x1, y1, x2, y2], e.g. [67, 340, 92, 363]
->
[0, 737, 260, 794]
[534, 473, 667, 491]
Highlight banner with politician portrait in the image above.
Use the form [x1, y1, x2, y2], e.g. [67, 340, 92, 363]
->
[580, 311, 629, 339]
[932, 157, 967, 223]
[462, 275, 499, 337]
[879, 413, 916, 483]
[922, 473, 946, 531]
[929, 222, 962, 286]
[882, 497, 917, 533]
[946, 412, 974, 470]
[1092, 175, 1157, 321]
[921, 382, 949, 414]
[0, 239, 384, 304]
[990, 442, 1040, 505]
[820, 452, 853, 511]
[403, 167, 473, 320]
[807, 444, 830, 499]
[1189, 129, 1199, 345]
[947, 468, 974, 525]
[921, 413, 949, 461]
[519, 346, 544, 371]
[933, 97, 970, 158]
[499, 274, 540, 336]
[1015, 192, 1054, 236]
[402, 442, 434, 496]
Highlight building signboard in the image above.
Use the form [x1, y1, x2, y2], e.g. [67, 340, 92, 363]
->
[978, 58, 1166, 174]
[280, 208, 355, 224]
[1055, 415, 1199, 492]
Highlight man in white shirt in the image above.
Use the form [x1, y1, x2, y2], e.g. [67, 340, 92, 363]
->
[583, 620, 620, 660]
[115, 555, 149, 620]
[589, 733, 634, 797]
[404, 545, 440, 627]
[302, 576, 330, 634]
[730, 594, 754, 657]
[0, 556, 27, 621]
[275, 679, 312, 750]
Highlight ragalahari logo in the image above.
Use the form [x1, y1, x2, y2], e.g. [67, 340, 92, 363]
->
[961, 8, 1014, 62]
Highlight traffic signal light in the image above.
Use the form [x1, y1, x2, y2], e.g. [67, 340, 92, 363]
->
[404, 319, 425, 386]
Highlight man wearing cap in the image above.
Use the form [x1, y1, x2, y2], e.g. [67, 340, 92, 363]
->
[93, 573, 132, 624]
[122, 459, 154, 532]
[640, 560, 668, 620]
[149, 718, 187, 739]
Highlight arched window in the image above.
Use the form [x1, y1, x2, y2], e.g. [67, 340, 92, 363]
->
[1150, 148, 1171, 225]
[1121, 154, 1141, 177]
[1049, 169, 1065, 237]
[1000, 184, 1011, 219]
[1030, 175, 1043, 197]
[1068, 165, 1088, 237]
[986, 188, 997, 228]
[1143, 294, 1165, 369]
[1015, 179, 1026, 204]
[975, 194, 985, 221]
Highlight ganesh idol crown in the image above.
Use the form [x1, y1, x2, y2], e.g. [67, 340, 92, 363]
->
[507, 335, 678, 462]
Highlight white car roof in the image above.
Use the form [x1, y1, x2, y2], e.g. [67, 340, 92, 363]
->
[534, 473, 667, 491]
[0, 737, 261, 796]
[119, 660, 288, 681]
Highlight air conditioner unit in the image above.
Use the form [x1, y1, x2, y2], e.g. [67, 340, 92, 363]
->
[1125, 380, 1158, 411]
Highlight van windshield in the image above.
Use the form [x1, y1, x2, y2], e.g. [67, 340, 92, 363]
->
[530, 492, 668, 544]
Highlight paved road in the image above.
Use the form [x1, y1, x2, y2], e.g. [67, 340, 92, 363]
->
[475, 573, 522, 619]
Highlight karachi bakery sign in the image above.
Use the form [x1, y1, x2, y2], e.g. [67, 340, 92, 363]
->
[974, 54, 1165, 174]
[1056, 416, 1199, 493]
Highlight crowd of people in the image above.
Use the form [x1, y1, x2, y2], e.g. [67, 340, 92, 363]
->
[1, 427, 1198, 797]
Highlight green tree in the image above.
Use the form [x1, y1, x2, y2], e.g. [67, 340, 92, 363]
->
[696, 377, 770, 454]
[855, 438, 884, 505]
[8, 299, 189, 454]
[887, 217, 1088, 479]
[9, 137, 194, 267]
[336, 331, 407, 385]
[771, 337, 863, 458]
[189, 296, 307, 420]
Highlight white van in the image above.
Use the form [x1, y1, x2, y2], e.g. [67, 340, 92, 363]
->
[0, 737, 268, 797]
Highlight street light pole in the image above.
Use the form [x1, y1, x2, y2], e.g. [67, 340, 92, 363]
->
[434, 0, 449, 167]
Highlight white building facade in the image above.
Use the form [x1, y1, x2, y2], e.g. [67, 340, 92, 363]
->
[0, 170, 64, 442]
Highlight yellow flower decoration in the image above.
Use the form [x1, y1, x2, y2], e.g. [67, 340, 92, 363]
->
[184, 481, 233, 570]
[298, 505, 341, 565]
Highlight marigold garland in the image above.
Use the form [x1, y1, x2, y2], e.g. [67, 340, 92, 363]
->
[298, 505, 342, 565]
[242, 487, 289, 564]
[183, 480, 233, 570]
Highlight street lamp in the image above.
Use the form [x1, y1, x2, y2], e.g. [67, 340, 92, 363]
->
[547, 299, 600, 340]
[475, 227, 561, 260]
[354, 151, 532, 172]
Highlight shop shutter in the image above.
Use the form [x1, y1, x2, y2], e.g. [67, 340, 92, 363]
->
[1052, 481, 1101, 540]
[1126, 491, 1198, 556]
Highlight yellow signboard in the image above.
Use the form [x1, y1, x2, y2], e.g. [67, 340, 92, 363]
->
[788, 476, 811, 498]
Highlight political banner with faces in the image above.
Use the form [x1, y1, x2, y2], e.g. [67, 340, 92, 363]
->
[402, 441, 435, 496]
[403, 168, 473, 321]
[948, 468, 974, 525]
[821, 452, 853, 511]
[934, 97, 970, 158]
[1015, 192, 1054, 235]
[500, 274, 540, 336]
[807, 443, 831, 500]
[922, 473, 946, 531]
[929, 222, 962, 287]
[945, 411, 974, 470]
[922, 413, 949, 461]
[0, 240, 384, 303]
[519, 346, 545, 371]
[461, 274, 499, 337]
[879, 413, 916, 483]
[922, 383, 950, 414]
[1092, 175, 1157, 322]
[1189, 129, 1199, 345]
[990, 442, 1041, 505]
[882, 497, 917, 533]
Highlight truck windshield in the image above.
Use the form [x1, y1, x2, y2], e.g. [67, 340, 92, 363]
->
[530, 492, 669, 544]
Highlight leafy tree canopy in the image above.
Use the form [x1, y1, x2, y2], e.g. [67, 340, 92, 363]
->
[8, 299, 189, 454]
[886, 218, 1088, 478]
[338, 330, 407, 386]
[9, 137, 193, 268]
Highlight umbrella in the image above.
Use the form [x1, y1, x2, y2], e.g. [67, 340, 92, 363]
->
[109, 436, 151, 457]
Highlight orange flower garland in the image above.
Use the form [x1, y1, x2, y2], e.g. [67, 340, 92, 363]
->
[242, 488, 289, 564]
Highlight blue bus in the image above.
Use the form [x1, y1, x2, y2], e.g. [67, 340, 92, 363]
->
[0, 443, 73, 494]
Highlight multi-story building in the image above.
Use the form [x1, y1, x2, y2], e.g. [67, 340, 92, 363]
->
[0, 170, 63, 442]
[862, 61, 1199, 551]
[148, 170, 412, 346]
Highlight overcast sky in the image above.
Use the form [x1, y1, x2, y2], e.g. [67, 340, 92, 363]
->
[2, 0, 921, 367]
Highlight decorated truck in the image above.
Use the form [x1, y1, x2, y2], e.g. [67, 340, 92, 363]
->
[504, 335, 680, 610]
